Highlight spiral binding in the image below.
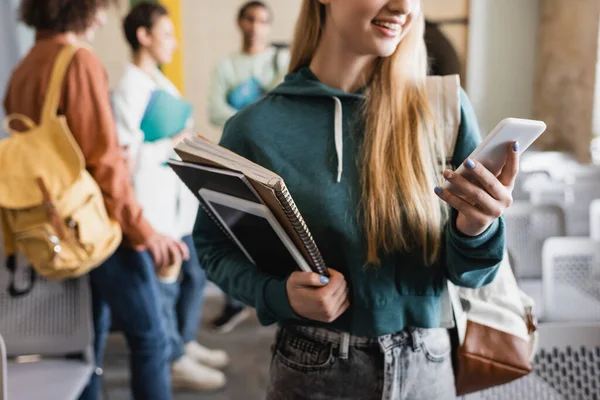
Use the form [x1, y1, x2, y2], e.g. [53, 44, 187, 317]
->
[275, 182, 328, 276]
[199, 201, 234, 242]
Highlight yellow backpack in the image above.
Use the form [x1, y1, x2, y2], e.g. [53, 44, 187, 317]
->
[0, 44, 122, 294]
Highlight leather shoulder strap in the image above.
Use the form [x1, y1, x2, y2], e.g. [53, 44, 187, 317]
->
[426, 75, 461, 159]
[40, 43, 85, 123]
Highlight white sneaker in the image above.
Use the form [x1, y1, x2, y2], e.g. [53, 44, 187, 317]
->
[185, 341, 230, 369]
[171, 355, 226, 392]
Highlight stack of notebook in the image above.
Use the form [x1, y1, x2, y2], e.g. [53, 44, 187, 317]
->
[170, 137, 328, 277]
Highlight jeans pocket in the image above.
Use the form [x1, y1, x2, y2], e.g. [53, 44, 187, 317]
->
[420, 328, 452, 363]
[275, 330, 335, 372]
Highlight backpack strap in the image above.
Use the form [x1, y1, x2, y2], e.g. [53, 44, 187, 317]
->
[40, 43, 84, 124]
[1, 211, 35, 298]
[6, 256, 36, 298]
[425, 75, 461, 162]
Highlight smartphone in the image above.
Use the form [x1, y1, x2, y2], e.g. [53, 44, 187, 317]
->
[442, 118, 547, 188]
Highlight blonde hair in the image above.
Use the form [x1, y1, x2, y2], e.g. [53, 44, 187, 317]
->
[289, 0, 446, 265]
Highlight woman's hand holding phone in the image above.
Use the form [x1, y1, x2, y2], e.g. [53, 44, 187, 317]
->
[435, 141, 519, 237]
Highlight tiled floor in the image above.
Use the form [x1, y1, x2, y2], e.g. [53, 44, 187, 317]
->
[103, 296, 276, 400]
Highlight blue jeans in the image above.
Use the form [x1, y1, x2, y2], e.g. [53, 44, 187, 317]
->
[79, 247, 171, 400]
[158, 235, 207, 361]
[267, 326, 456, 400]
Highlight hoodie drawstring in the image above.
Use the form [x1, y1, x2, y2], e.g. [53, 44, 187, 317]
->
[333, 96, 343, 183]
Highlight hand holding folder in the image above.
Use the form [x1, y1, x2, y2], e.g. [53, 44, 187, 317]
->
[140, 89, 193, 142]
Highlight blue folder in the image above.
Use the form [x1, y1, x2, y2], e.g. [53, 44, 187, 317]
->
[140, 89, 193, 142]
[227, 77, 266, 111]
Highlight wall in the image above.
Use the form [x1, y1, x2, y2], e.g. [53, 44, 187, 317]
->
[466, 0, 540, 134]
[0, 0, 34, 136]
[93, 0, 130, 88]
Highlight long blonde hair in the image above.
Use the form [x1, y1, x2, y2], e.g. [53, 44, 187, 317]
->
[289, 0, 446, 265]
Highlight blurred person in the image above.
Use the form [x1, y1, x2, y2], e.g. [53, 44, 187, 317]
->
[111, 2, 228, 392]
[193, 0, 522, 399]
[3, 0, 189, 398]
[208, 1, 289, 128]
[207, 0, 290, 334]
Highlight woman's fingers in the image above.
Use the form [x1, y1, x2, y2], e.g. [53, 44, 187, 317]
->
[442, 169, 503, 217]
[497, 141, 520, 188]
[434, 185, 491, 226]
[458, 159, 512, 204]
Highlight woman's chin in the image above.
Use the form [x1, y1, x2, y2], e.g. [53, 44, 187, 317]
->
[371, 45, 398, 59]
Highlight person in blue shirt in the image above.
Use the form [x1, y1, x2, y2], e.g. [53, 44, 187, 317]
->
[207, 0, 290, 334]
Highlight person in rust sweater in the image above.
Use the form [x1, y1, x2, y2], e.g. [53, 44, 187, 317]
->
[3, 1, 187, 399]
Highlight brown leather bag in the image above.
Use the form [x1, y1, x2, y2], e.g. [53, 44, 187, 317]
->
[447, 255, 538, 395]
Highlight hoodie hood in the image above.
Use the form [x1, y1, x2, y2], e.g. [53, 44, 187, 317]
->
[271, 66, 365, 100]
[271, 67, 365, 182]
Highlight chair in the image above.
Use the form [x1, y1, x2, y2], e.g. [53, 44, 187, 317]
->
[562, 164, 600, 184]
[565, 183, 600, 236]
[0, 260, 94, 400]
[504, 202, 566, 320]
[504, 202, 566, 280]
[462, 323, 600, 400]
[519, 151, 576, 180]
[527, 180, 600, 236]
[512, 171, 551, 202]
[542, 237, 600, 322]
[0, 335, 6, 400]
[591, 199, 600, 240]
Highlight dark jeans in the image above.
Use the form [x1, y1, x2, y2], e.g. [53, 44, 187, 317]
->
[158, 235, 206, 361]
[79, 247, 171, 400]
[266, 325, 456, 400]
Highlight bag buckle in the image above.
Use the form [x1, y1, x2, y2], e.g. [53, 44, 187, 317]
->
[525, 306, 537, 335]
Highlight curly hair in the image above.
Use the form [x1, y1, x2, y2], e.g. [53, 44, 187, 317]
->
[20, 0, 116, 33]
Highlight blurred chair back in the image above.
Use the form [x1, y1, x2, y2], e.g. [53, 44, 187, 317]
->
[504, 202, 566, 279]
[0, 335, 6, 400]
[542, 237, 600, 322]
[512, 170, 551, 202]
[0, 259, 94, 400]
[528, 181, 600, 236]
[590, 199, 600, 240]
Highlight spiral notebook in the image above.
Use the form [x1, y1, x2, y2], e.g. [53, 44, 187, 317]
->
[173, 137, 328, 277]
[168, 160, 312, 277]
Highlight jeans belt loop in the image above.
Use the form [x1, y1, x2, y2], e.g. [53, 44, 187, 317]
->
[409, 328, 421, 352]
[339, 332, 350, 360]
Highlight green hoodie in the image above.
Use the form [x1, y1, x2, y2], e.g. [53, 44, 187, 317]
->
[193, 67, 504, 337]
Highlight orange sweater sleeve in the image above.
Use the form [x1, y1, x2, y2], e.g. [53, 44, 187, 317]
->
[61, 48, 155, 246]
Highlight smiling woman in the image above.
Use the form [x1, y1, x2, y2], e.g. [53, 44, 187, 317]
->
[192, 0, 516, 399]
